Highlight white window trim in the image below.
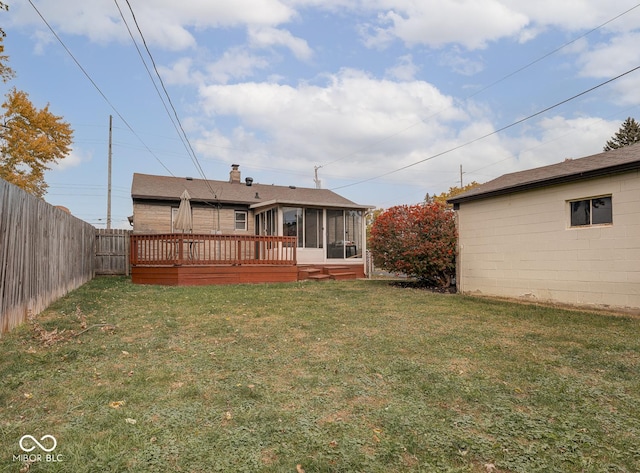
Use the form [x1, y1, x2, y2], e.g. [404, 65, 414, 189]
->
[234, 211, 248, 231]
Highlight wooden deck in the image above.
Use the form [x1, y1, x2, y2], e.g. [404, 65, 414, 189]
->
[130, 234, 364, 286]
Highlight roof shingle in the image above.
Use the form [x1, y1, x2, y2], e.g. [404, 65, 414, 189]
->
[131, 173, 372, 209]
[448, 143, 640, 204]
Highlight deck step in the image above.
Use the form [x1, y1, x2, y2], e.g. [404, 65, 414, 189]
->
[329, 272, 357, 280]
[307, 274, 333, 281]
[298, 265, 361, 281]
[297, 267, 322, 280]
[323, 266, 351, 275]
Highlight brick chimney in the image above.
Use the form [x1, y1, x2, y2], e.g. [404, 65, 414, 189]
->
[229, 164, 241, 183]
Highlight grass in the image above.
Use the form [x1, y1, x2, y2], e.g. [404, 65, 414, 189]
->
[1, 276, 639, 472]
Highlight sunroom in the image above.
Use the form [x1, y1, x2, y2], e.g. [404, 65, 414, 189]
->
[253, 203, 366, 263]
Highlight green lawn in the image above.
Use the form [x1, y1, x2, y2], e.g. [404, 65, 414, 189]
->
[1, 277, 639, 472]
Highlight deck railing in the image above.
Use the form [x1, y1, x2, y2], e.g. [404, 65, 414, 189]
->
[130, 233, 297, 266]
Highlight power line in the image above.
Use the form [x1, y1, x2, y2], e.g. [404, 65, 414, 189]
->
[331, 64, 640, 191]
[319, 2, 640, 171]
[112, 0, 180, 145]
[27, 0, 175, 176]
[118, 0, 220, 200]
[464, 103, 640, 182]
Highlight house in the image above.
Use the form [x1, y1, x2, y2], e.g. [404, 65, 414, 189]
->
[130, 165, 373, 285]
[447, 144, 640, 312]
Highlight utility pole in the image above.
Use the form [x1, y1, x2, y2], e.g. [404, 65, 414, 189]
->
[459, 164, 464, 188]
[314, 165, 322, 189]
[107, 115, 113, 229]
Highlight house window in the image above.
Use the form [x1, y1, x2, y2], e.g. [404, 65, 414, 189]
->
[326, 209, 363, 259]
[235, 211, 248, 231]
[304, 208, 322, 249]
[171, 207, 178, 232]
[256, 208, 276, 236]
[283, 207, 323, 248]
[283, 207, 303, 247]
[570, 196, 612, 227]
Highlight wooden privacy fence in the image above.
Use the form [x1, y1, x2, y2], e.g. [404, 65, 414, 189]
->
[131, 233, 297, 266]
[95, 229, 131, 275]
[0, 179, 95, 335]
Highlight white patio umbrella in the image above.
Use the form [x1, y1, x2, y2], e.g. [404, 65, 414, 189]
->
[174, 189, 193, 233]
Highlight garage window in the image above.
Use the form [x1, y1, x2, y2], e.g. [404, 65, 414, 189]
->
[570, 196, 612, 227]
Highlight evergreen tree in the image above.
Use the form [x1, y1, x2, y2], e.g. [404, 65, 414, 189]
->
[603, 117, 640, 151]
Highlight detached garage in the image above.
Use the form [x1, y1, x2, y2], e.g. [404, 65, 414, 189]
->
[448, 144, 640, 312]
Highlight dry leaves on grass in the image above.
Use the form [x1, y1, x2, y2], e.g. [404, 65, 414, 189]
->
[109, 400, 126, 409]
[28, 312, 65, 346]
[27, 307, 115, 346]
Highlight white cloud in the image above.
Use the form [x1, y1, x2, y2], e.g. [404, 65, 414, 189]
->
[192, 69, 622, 196]
[15, 0, 126, 46]
[50, 147, 90, 171]
[196, 68, 469, 181]
[12, 0, 295, 50]
[158, 57, 199, 86]
[205, 48, 273, 85]
[159, 49, 275, 86]
[577, 32, 640, 79]
[385, 54, 418, 80]
[610, 74, 640, 106]
[468, 115, 622, 182]
[502, 0, 638, 32]
[438, 49, 485, 76]
[571, 32, 640, 106]
[535, 116, 619, 156]
[15, 0, 640, 59]
[359, 0, 529, 50]
[248, 26, 313, 61]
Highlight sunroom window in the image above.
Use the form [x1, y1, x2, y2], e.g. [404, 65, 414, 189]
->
[327, 209, 363, 258]
[304, 208, 322, 248]
[283, 207, 303, 247]
[282, 207, 323, 248]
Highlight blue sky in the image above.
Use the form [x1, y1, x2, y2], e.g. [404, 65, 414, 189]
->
[3, 0, 640, 228]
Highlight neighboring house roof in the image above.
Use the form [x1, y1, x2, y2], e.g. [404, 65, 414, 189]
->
[448, 143, 640, 205]
[131, 173, 372, 210]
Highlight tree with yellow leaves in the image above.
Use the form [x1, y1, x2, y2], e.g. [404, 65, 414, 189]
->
[0, 2, 14, 83]
[0, 3, 73, 198]
[426, 182, 482, 207]
[1, 89, 73, 197]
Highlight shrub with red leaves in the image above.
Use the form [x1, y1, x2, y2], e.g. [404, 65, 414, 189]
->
[369, 202, 457, 287]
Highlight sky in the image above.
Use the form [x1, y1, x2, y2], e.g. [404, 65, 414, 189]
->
[3, 0, 640, 228]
